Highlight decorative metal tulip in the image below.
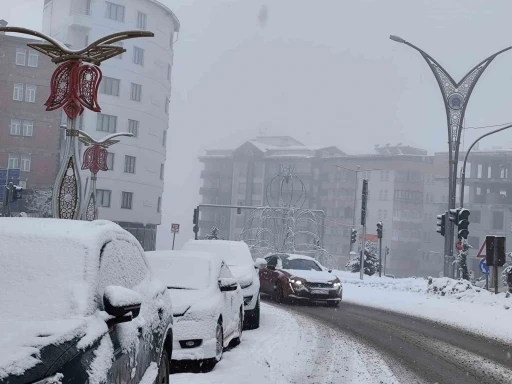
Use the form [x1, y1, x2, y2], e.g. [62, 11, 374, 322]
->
[0, 26, 153, 220]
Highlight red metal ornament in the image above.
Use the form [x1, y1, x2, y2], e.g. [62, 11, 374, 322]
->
[81, 145, 109, 175]
[45, 60, 102, 119]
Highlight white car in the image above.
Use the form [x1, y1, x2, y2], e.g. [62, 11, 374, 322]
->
[182, 240, 261, 329]
[146, 250, 243, 371]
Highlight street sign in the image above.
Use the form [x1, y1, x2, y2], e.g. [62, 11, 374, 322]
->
[479, 258, 489, 274]
[476, 239, 486, 258]
[171, 223, 180, 234]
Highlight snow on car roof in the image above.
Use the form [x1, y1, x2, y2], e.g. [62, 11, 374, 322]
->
[0, 218, 137, 321]
[146, 250, 218, 290]
[182, 240, 253, 266]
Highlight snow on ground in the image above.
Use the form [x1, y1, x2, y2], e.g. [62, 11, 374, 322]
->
[333, 270, 512, 343]
[172, 302, 406, 384]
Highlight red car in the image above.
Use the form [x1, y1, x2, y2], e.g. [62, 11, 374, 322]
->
[257, 253, 342, 306]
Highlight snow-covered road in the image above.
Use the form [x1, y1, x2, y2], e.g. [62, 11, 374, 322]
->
[171, 302, 409, 384]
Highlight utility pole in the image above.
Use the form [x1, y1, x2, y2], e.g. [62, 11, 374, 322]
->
[351, 166, 360, 253]
[360, 179, 368, 280]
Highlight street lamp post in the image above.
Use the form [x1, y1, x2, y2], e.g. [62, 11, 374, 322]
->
[0, 26, 153, 220]
[460, 123, 512, 208]
[390, 35, 512, 277]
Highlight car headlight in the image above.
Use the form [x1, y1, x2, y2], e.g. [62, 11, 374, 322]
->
[34, 374, 64, 384]
[333, 281, 342, 288]
[289, 277, 303, 285]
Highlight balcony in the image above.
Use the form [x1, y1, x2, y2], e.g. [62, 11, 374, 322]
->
[67, 1, 92, 30]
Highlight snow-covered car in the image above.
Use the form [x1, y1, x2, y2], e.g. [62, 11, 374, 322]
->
[259, 253, 342, 306]
[146, 250, 244, 370]
[0, 218, 173, 384]
[182, 240, 261, 329]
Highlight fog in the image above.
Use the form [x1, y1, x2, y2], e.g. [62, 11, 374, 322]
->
[7, 0, 512, 249]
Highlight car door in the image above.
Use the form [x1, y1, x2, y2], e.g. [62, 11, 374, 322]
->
[219, 262, 236, 336]
[97, 238, 159, 384]
[259, 255, 277, 293]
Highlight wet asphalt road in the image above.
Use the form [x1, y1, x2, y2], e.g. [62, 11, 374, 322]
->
[264, 298, 512, 384]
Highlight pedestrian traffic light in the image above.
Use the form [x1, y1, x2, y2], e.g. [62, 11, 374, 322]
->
[486, 235, 495, 267]
[457, 208, 470, 239]
[350, 229, 357, 243]
[496, 236, 506, 267]
[436, 212, 446, 237]
[377, 221, 383, 239]
[193, 208, 199, 225]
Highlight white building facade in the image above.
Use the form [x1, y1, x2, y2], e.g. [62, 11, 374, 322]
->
[43, 0, 179, 249]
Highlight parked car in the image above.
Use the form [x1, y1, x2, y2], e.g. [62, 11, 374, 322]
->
[258, 253, 342, 306]
[146, 250, 244, 371]
[0, 218, 173, 384]
[182, 240, 261, 329]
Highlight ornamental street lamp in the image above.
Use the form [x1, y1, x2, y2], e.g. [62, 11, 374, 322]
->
[0, 26, 153, 220]
[390, 35, 512, 277]
[78, 130, 133, 221]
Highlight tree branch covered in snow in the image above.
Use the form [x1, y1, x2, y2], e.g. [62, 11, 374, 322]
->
[24, 189, 53, 218]
[345, 241, 381, 276]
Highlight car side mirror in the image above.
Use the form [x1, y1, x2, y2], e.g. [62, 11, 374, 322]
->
[267, 265, 276, 271]
[218, 277, 238, 292]
[254, 258, 267, 269]
[103, 285, 142, 326]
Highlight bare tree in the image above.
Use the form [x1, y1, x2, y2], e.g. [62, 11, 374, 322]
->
[24, 189, 53, 218]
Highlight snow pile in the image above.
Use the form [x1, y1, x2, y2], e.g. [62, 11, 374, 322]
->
[426, 277, 476, 297]
[333, 270, 425, 292]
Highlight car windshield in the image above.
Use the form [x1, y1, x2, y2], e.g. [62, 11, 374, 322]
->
[148, 255, 210, 290]
[282, 258, 322, 271]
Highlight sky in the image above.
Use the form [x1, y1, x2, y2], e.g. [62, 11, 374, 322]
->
[6, 0, 512, 249]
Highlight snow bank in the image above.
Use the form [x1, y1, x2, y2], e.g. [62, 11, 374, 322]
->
[335, 270, 512, 343]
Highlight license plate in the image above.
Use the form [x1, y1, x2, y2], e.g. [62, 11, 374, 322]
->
[311, 289, 329, 295]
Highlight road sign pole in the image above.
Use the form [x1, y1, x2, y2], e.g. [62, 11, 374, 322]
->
[486, 274, 489, 291]
[378, 237, 382, 278]
[494, 236, 499, 295]
[172, 232, 176, 250]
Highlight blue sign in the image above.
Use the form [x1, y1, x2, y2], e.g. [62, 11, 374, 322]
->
[7, 168, 20, 184]
[479, 258, 489, 274]
[0, 169, 6, 201]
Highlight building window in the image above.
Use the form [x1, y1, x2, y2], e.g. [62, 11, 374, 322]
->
[492, 211, 504, 230]
[25, 84, 36, 102]
[237, 200, 243, 214]
[128, 119, 139, 137]
[99, 76, 120, 96]
[130, 83, 142, 101]
[10, 119, 21, 135]
[97, 113, 117, 133]
[167, 64, 172, 81]
[160, 163, 164, 180]
[472, 210, 481, 224]
[28, 51, 39, 67]
[16, 48, 26, 65]
[124, 155, 136, 173]
[133, 47, 144, 65]
[137, 11, 147, 29]
[106, 152, 114, 170]
[121, 191, 133, 209]
[96, 189, 111, 207]
[162, 130, 167, 147]
[105, 1, 125, 22]
[8, 154, 19, 169]
[157, 196, 161, 213]
[21, 154, 31, 171]
[22, 120, 34, 136]
[13, 83, 24, 101]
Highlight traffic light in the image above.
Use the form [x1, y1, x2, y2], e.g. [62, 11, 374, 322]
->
[496, 236, 506, 267]
[448, 208, 459, 226]
[457, 208, 470, 239]
[193, 208, 199, 225]
[377, 221, 383, 239]
[486, 235, 495, 267]
[436, 212, 446, 237]
[350, 229, 357, 243]
[11, 185, 22, 202]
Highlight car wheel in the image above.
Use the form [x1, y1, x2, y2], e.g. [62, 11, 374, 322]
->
[154, 349, 170, 384]
[231, 308, 243, 347]
[272, 282, 284, 303]
[200, 319, 223, 372]
[243, 296, 260, 330]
